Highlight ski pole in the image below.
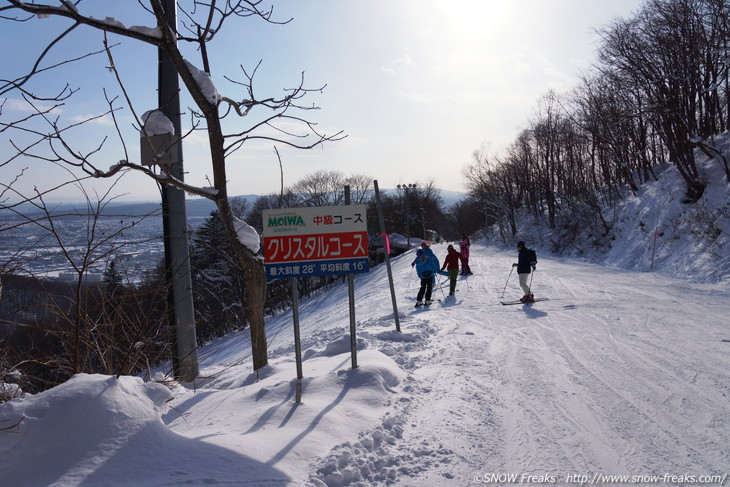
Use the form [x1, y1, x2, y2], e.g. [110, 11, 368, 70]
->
[500, 266, 514, 299]
[437, 277, 446, 300]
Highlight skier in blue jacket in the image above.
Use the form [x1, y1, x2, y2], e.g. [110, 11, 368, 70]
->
[411, 242, 440, 306]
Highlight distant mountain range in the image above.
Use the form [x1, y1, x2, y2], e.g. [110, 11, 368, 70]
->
[1, 189, 466, 219]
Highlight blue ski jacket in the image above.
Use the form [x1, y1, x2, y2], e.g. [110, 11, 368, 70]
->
[412, 247, 440, 280]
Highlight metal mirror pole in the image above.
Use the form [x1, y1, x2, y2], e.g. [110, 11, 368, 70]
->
[345, 186, 358, 368]
[373, 180, 401, 332]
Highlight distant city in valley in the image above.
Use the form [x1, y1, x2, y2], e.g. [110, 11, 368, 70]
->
[0, 214, 207, 284]
[0, 197, 225, 284]
[0, 189, 465, 284]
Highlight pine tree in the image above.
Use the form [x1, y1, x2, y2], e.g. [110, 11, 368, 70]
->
[103, 261, 123, 298]
[190, 211, 247, 342]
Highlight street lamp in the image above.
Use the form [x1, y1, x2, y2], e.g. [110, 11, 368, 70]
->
[421, 206, 425, 241]
[397, 183, 417, 247]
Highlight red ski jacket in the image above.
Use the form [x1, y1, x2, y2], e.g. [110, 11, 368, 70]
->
[442, 248, 461, 271]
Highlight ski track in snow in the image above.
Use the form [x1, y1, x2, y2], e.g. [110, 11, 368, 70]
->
[306, 244, 729, 486]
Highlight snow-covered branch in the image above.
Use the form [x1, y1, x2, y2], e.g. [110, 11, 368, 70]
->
[4, 0, 163, 44]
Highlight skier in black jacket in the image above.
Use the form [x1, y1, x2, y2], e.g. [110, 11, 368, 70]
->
[512, 241, 537, 302]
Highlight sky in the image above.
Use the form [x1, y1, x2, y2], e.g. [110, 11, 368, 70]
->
[0, 0, 646, 203]
[0, 148, 728, 485]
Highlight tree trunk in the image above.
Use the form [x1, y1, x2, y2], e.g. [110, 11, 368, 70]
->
[243, 257, 268, 370]
[216, 198, 269, 371]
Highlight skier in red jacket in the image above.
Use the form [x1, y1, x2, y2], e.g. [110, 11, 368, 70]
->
[441, 244, 461, 295]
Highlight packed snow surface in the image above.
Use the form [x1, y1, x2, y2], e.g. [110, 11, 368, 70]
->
[1, 241, 728, 486]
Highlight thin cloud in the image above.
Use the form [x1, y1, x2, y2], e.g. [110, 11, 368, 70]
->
[70, 113, 115, 126]
[381, 53, 416, 75]
[2, 97, 62, 115]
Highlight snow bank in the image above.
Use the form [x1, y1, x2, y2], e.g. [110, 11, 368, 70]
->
[163, 347, 405, 484]
[0, 374, 172, 486]
[601, 156, 730, 282]
[0, 373, 290, 486]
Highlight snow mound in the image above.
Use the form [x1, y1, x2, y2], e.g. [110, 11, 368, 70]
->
[0, 374, 171, 485]
[159, 348, 405, 484]
[0, 374, 288, 487]
[320, 334, 368, 357]
[308, 409, 456, 487]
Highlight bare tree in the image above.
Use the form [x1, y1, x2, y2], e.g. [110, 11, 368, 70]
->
[288, 170, 374, 208]
[291, 169, 348, 207]
[464, 148, 519, 239]
[0, 1, 344, 372]
[0, 177, 174, 391]
[596, 0, 729, 201]
[463, 0, 728, 247]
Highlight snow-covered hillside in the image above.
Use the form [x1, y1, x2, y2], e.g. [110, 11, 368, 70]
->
[1, 235, 728, 485]
[505, 133, 730, 284]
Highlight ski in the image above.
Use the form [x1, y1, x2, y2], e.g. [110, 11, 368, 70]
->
[500, 297, 549, 306]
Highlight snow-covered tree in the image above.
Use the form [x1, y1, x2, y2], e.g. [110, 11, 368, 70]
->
[190, 210, 246, 343]
[596, 0, 729, 201]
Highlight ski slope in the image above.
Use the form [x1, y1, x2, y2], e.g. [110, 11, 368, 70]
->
[173, 242, 730, 485]
[1, 242, 728, 486]
[378, 245, 729, 484]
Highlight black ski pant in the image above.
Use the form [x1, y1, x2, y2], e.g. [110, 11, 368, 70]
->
[417, 276, 434, 302]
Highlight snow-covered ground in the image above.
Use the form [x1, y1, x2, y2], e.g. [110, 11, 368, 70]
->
[1, 239, 728, 486]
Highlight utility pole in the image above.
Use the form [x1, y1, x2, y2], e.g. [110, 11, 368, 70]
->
[421, 207, 425, 240]
[159, 0, 199, 380]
